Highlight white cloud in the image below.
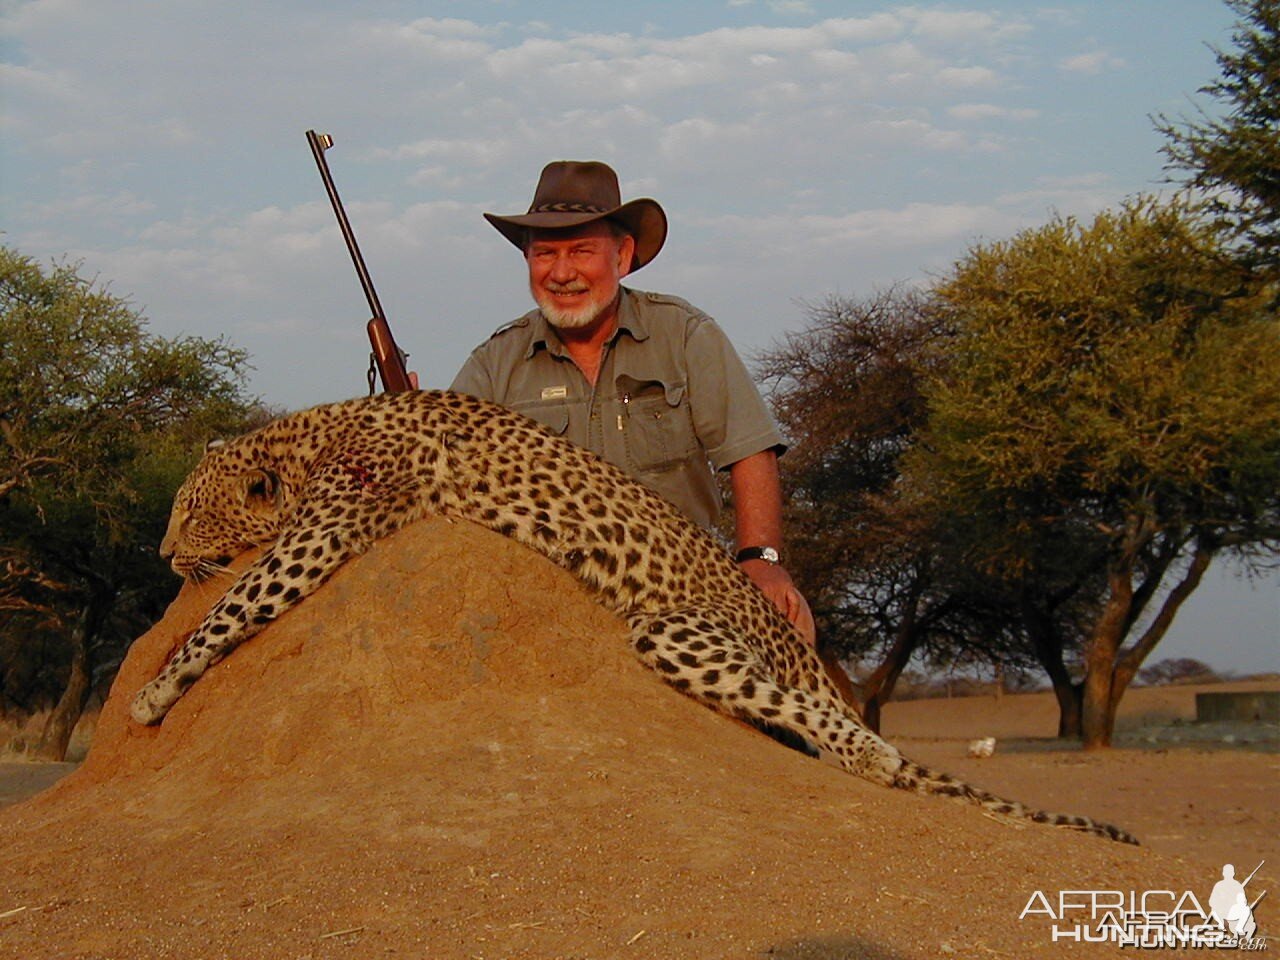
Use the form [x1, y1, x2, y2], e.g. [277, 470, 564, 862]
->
[936, 65, 999, 87]
[404, 17, 498, 38]
[948, 102, 1039, 121]
[768, 0, 814, 14]
[0, 1, 1131, 402]
[822, 14, 905, 44]
[1059, 50, 1126, 75]
[795, 202, 1011, 247]
[374, 137, 511, 168]
[994, 172, 1117, 215]
[902, 8, 1030, 43]
[362, 21, 493, 60]
[0, 60, 75, 102]
[24, 190, 155, 222]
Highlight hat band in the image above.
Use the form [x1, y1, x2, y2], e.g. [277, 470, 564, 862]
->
[530, 201, 610, 214]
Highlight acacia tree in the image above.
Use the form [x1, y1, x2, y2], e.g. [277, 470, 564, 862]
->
[0, 246, 258, 758]
[757, 289, 1052, 730]
[758, 290, 944, 729]
[914, 198, 1280, 748]
[927, 498, 1110, 737]
[1156, 0, 1280, 279]
[758, 289, 1097, 734]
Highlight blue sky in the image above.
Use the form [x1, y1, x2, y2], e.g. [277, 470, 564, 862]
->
[1, 1, 1275, 673]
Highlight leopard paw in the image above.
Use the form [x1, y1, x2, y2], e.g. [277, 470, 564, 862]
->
[130, 680, 175, 726]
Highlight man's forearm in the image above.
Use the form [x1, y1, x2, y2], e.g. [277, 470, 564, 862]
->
[728, 449, 816, 645]
[728, 449, 784, 552]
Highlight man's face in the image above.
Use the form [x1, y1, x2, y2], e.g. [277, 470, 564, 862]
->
[526, 222, 635, 331]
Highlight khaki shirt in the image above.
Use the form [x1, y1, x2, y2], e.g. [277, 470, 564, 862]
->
[451, 287, 784, 529]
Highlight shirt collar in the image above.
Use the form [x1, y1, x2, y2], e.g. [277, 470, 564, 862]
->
[525, 287, 651, 360]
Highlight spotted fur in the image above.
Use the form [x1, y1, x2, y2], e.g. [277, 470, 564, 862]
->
[132, 390, 1137, 844]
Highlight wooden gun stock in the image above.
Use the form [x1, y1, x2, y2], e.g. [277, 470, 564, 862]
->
[306, 129, 413, 394]
[367, 316, 413, 393]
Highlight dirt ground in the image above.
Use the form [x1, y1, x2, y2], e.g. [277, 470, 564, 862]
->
[0, 518, 1275, 959]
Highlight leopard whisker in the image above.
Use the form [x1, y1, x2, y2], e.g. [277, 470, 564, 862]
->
[186, 557, 233, 584]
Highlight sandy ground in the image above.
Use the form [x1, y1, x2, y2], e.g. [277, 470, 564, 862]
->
[881, 682, 1278, 873]
[0, 518, 1275, 959]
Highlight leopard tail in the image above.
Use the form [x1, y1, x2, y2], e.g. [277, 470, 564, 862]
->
[890, 756, 1140, 845]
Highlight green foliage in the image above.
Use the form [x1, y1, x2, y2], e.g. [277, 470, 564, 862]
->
[0, 246, 251, 507]
[759, 290, 1111, 734]
[0, 246, 260, 729]
[915, 197, 1280, 745]
[919, 198, 1280, 545]
[1156, 0, 1280, 276]
[757, 289, 1069, 734]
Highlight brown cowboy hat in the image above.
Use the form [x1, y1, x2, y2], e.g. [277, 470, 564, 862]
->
[484, 160, 667, 271]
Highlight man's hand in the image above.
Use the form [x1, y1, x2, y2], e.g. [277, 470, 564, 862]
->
[740, 559, 817, 647]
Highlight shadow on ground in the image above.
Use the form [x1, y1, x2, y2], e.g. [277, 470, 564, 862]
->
[764, 934, 910, 959]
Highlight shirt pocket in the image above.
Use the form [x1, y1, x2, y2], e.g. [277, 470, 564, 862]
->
[619, 378, 698, 473]
[509, 399, 570, 436]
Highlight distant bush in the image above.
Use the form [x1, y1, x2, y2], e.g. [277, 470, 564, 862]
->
[1137, 657, 1221, 686]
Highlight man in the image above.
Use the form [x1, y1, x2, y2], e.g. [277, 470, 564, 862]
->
[451, 160, 814, 644]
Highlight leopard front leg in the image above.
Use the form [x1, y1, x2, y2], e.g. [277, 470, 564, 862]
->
[131, 537, 333, 723]
[130, 620, 229, 725]
[130, 474, 423, 725]
[129, 541, 328, 725]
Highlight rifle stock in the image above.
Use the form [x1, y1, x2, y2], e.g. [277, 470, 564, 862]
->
[367, 316, 413, 393]
[306, 129, 413, 394]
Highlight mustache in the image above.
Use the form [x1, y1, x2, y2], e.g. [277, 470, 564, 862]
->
[544, 281, 590, 294]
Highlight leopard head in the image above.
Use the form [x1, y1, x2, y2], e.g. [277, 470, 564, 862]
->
[160, 440, 294, 582]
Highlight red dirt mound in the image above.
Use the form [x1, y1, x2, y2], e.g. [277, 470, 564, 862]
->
[0, 518, 1231, 958]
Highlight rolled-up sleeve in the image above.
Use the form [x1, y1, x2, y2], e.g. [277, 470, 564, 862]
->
[685, 317, 785, 471]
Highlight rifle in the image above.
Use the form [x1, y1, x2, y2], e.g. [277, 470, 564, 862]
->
[305, 130, 413, 394]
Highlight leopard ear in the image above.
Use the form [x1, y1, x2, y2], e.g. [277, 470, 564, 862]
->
[205, 438, 227, 454]
[241, 469, 282, 511]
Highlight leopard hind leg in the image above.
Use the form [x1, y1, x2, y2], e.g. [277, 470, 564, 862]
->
[626, 607, 1139, 844]
[626, 608, 904, 786]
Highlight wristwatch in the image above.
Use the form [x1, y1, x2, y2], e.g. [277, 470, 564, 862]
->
[735, 546, 781, 565]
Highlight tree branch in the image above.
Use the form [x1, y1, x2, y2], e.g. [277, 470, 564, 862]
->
[1119, 538, 1217, 678]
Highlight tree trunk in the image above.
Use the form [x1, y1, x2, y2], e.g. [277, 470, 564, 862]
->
[1080, 663, 1117, 750]
[1115, 540, 1216, 696]
[860, 588, 924, 734]
[862, 691, 884, 733]
[817, 644, 859, 707]
[1081, 533, 1213, 750]
[1021, 601, 1083, 738]
[34, 630, 89, 761]
[861, 636, 919, 732]
[1052, 681, 1083, 739]
[1080, 577, 1131, 750]
[36, 592, 110, 761]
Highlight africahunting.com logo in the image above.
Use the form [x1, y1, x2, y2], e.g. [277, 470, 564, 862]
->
[1020, 861, 1268, 949]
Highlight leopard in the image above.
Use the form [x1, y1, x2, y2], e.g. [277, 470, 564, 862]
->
[131, 389, 1137, 844]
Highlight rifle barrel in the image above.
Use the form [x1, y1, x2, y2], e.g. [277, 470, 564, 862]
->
[306, 129, 385, 321]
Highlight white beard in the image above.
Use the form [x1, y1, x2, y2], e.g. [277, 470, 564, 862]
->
[532, 283, 614, 330]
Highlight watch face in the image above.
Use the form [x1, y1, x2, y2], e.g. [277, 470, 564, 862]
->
[760, 546, 780, 563]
